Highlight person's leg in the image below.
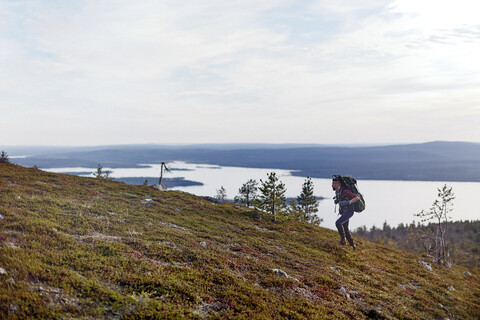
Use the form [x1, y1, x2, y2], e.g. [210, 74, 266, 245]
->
[344, 219, 356, 249]
[335, 212, 353, 244]
[335, 215, 346, 242]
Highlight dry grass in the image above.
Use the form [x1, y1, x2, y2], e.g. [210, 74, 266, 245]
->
[1, 163, 479, 319]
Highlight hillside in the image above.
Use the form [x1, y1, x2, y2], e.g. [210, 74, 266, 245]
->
[1, 163, 479, 319]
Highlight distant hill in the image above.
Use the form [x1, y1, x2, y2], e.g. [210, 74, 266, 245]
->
[6, 141, 480, 181]
[1, 163, 479, 319]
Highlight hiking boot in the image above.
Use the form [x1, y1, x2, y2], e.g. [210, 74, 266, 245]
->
[348, 240, 356, 250]
[339, 239, 347, 245]
[346, 236, 356, 250]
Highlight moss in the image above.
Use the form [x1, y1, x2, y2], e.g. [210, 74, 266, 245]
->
[1, 163, 479, 319]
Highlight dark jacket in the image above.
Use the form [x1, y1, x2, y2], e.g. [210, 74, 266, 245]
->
[336, 187, 357, 214]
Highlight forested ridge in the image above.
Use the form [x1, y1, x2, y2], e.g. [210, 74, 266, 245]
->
[355, 220, 480, 269]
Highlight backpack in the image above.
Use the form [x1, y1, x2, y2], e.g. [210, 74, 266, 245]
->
[333, 175, 366, 213]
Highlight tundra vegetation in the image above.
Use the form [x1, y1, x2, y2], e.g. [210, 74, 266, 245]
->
[215, 186, 227, 202]
[235, 175, 321, 226]
[356, 185, 480, 269]
[234, 179, 258, 207]
[92, 164, 113, 180]
[0, 151, 10, 164]
[0, 163, 479, 319]
[414, 185, 455, 267]
[295, 177, 322, 226]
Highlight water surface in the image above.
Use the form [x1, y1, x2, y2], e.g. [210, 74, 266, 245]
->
[46, 161, 480, 230]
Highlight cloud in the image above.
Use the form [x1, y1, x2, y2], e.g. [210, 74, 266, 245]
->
[1, 0, 479, 145]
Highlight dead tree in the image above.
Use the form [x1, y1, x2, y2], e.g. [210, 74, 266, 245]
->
[159, 162, 171, 186]
[415, 185, 455, 267]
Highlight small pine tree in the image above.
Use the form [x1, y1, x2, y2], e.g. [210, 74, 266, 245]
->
[92, 164, 112, 180]
[288, 200, 323, 226]
[0, 151, 10, 164]
[285, 200, 304, 221]
[297, 177, 320, 224]
[234, 179, 258, 207]
[255, 172, 286, 222]
[216, 186, 227, 201]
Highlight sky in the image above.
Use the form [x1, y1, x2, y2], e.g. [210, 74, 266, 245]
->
[1, 0, 479, 146]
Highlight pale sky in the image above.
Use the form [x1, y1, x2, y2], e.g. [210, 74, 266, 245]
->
[1, 0, 479, 146]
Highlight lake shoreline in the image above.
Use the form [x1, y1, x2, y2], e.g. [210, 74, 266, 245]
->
[37, 161, 480, 231]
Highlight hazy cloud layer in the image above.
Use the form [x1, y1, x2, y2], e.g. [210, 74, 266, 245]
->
[1, 0, 479, 145]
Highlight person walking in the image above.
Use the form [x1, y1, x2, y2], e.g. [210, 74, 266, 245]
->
[332, 176, 359, 249]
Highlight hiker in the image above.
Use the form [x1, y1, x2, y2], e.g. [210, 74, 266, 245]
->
[332, 176, 360, 249]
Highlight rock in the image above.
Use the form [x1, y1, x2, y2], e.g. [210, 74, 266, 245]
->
[272, 268, 290, 278]
[418, 261, 433, 271]
[270, 269, 299, 282]
[6, 242, 18, 249]
[0, 267, 7, 275]
[141, 199, 155, 207]
[51, 288, 61, 294]
[0, 214, 4, 220]
[152, 184, 167, 191]
[399, 282, 419, 292]
[330, 267, 341, 272]
[464, 271, 472, 277]
[160, 222, 188, 231]
[198, 241, 207, 248]
[88, 233, 120, 241]
[339, 286, 350, 299]
[447, 286, 455, 291]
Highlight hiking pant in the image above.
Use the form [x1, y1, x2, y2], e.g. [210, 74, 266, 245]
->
[336, 211, 354, 241]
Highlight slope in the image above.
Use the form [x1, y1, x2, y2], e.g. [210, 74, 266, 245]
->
[0, 163, 479, 319]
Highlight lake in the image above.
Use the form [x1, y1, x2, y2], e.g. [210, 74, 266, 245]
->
[45, 161, 480, 231]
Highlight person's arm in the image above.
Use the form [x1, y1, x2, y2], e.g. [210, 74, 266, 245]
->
[342, 190, 359, 205]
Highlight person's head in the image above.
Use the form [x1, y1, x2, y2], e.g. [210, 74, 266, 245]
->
[332, 176, 342, 191]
